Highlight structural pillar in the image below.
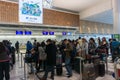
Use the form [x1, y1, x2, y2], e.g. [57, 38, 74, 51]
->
[112, 0, 120, 34]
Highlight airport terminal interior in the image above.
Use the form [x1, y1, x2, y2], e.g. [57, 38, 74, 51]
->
[0, 0, 120, 80]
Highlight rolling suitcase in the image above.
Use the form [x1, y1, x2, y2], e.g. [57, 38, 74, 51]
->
[83, 62, 96, 80]
[56, 64, 63, 76]
[56, 54, 63, 76]
[98, 61, 105, 77]
[94, 63, 99, 78]
[74, 57, 84, 74]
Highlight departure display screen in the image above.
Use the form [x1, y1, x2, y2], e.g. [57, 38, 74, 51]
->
[49, 31, 54, 35]
[16, 30, 23, 35]
[62, 32, 67, 35]
[25, 31, 32, 35]
[42, 31, 49, 35]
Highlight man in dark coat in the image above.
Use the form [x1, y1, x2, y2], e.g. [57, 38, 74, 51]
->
[15, 41, 19, 53]
[41, 39, 57, 80]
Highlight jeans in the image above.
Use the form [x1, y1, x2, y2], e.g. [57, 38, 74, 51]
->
[28, 63, 34, 73]
[37, 60, 46, 71]
[65, 58, 72, 76]
[43, 65, 54, 79]
[0, 61, 10, 80]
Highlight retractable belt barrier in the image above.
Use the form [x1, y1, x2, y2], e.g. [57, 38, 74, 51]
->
[21, 54, 107, 80]
[20, 53, 26, 68]
[20, 55, 27, 80]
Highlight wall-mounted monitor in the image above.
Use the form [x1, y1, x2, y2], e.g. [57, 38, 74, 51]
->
[16, 30, 23, 35]
[25, 31, 32, 35]
[62, 32, 67, 35]
[49, 31, 54, 35]
[67, 32, 72, 35]
[42, 31, 48, 35]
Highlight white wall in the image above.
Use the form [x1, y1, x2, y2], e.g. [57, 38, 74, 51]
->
[80, 20, 113, 34]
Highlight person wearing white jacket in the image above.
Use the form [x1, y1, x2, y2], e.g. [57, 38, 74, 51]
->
[37, 43, 46, 72]
[81, 38, 88, 58]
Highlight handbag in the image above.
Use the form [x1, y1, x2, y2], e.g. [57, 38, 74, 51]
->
[40, 53, 47, 60]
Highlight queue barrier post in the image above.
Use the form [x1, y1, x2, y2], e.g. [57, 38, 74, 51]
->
[20, 57, 27, 80]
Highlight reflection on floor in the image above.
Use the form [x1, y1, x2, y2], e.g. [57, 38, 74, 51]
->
[10, 54, 116, 80]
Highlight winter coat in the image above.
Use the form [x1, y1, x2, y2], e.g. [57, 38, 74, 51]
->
[45, 43, 57, 66]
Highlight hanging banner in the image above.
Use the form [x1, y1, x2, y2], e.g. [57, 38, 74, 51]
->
[19, 0, 43, 23]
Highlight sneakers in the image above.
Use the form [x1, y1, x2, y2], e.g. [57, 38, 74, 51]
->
[66, 74, 72, 78]
[67, 75, 72, 78]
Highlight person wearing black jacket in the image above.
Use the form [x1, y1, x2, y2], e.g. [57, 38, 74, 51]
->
[15, 41, 19, 54]
[0, 42, 10, 80]
[41, 39, 57, 80]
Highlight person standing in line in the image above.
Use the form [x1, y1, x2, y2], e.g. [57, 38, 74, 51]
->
[15, 41, 19, 54]
[26, 41, 33, 74]
[0, 42, 10, 80]
[101, 37, 109, 54]
[88, 38, 97, 63]
[15, 41, 19, 61]
[33, 40, 37, 48]
[3, 40, 13, 70]
[37, 42, 46, 72]
[64, 39, 73, 78]
[26, 41, 33, 53]
[97, 37, 101, 47]
[41, 39, 57, 80]
[81, 38, 88, 58]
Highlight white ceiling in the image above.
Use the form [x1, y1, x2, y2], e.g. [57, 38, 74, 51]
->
[83, 9, 113, 24]
[52, 0, 107, 12]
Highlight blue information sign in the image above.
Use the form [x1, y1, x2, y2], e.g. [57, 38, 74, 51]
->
[16, 30, 23, 35]
[42, 31, 48, 35]
[49, 31, 54, 35]
[25, 31, 32, 35]
[62, 32, 67, 35]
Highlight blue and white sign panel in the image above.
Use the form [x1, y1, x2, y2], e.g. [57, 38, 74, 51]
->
[19, 0, 43, 23]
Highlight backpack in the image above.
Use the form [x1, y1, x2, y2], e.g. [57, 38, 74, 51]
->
[71, 46, 77, 57]
[111, 41, 120, 54]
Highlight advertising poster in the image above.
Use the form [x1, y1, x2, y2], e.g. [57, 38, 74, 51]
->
[19, 0, 43, 23]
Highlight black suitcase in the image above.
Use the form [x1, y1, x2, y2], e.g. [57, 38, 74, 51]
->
[94, 63, 99, 78]
[74, 57, 84, 74]
[56, 64, 62, 76]
[98, 61, 105, 77]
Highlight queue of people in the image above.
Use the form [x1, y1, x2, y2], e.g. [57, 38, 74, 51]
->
[0, 37, 120, 80]
[25, 37, 116, 80]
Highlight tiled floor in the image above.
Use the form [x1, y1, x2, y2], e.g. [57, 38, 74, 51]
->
[10, 54, 116, 80]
